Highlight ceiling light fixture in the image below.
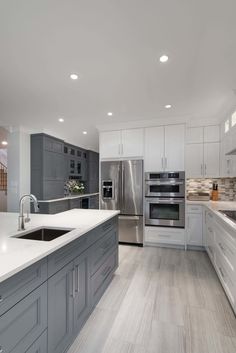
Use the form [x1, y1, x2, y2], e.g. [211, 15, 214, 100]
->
[70, 73, 79, 80]
[58, 118, 64, 123]
[165, 104, 172, 109]
[83, 131, 87, 135]
[107, 112, 113, 116]
[159, 55, 169, 63]
[1, 141, 8, 146]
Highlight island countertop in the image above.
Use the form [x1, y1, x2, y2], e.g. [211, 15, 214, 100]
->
[0, 209, 119, 283]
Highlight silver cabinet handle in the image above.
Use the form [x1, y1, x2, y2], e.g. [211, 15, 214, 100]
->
[161, 157, 164, 170]
[219, 267, 225, 279]
[0, 296, 3, 303]
[204, 164, 207, 175]
[71, 268, 76, 298]
[76, 265, 80, 294]
[201, 164, 203, 176]
[165, 157, 167, 170]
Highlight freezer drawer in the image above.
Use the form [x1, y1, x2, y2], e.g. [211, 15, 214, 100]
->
[118, 215, 143, 244]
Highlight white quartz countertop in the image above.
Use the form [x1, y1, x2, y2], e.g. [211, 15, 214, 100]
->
[0, 209, 119, 283]
[187, 200, 236, 232]
[38, 192, 99, 203]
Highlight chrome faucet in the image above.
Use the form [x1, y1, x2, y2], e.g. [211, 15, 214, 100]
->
[18, 194, 39, 231]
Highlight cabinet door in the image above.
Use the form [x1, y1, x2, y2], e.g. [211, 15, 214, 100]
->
[220, 138, 232, 177]
[204, 142, 220, 178]
[186, 127, 203, 143]
[48, 262, 74, 353]
[73, 252, 90, 335]
[99, 131, 121, 159]
[121, 129, 144, 158]
[187, 214, 203, 246]
[204, 125, 220, 143]
[186, 144, 204, 178]
[144, 126, 164, 171]
[165, 125, 185, 171]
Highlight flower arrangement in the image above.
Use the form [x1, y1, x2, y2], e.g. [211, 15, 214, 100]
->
[66, 180, 85, 194]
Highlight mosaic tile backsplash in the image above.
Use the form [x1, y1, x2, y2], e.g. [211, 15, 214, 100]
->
[187, 178, 236, 201]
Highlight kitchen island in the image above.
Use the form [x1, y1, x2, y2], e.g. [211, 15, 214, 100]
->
[0, 209, 119, 353]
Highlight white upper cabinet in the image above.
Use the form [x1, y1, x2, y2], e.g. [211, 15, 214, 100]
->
[186, 144, 204, 178]
[186, 124, 220, 178]
[144, 124, 185, 172]
[99, 128, 144, 159]
[144, 126, 164, 171]
[204, 142, 220, 178]
[204, 125, 220, 143]
[99, 130, 121, 159]
[186, 127, 203, 143]
[165, 125, 185, 171]
[121, 129, 144, 158]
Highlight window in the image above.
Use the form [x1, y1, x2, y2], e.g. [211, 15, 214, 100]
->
[225, 119, 230, 133]
[232, 111, 236, 127]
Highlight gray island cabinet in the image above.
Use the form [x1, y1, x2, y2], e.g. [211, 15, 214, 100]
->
[0, 216, 118, 353]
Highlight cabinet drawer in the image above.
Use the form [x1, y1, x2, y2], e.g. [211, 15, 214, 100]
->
[26, 330, 47, 353]
[215, 251, 236, 308]
[145, 227, 185, 245]
[0, 259, 47, 316]
[91, 250, 118, 307]
[90, 228, 118, 276]
[89, 217, 118, 245]
[48, 234, 88, 277]
[215, 224, 236, 277]
[186, 205, 202, 214]
[0, 283, 47, 353]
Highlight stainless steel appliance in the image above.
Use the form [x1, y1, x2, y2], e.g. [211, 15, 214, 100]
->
[145, 171, 185, 228]
[145, 171, 185, 197]
[219, 210, 236, 224]
[100, 160, 143, 245]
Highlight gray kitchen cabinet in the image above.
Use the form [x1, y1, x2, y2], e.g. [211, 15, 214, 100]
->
[0, 283, 47, 353]
[0, 216, 118, 353]
[25, 330, 47, 353]
[73, 251, 90, 335]
[48, 262, 74, 353]
[0, 258, 47, 317]
[38, 199, 69, 214]
[87, 151, 99, 193]
[89, 195, 99, 209]
[31, 134, 65, 200]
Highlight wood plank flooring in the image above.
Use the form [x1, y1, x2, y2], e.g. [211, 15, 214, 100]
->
[67, 246, 236, 353]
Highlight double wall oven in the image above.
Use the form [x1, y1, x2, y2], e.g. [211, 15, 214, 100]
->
[145, 172, 185, 228]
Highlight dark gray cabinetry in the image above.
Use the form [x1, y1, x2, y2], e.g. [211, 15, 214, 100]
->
[31, 134, 65, 200]
[38, 199, 69, 214]
[0, 216, 118, 353]
[89, 195, 99, 209]
[87, 151, 99, 193]
[25, 330, 47, 353]
[0, 283, 47, 353]
[48, 261, 74, 353]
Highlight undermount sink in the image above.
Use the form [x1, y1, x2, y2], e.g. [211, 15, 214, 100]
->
[14, 227, 74, 241]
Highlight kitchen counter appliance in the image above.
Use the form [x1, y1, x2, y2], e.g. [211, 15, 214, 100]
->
[145, 171, 185, 228]
[100, 160, 143, 245]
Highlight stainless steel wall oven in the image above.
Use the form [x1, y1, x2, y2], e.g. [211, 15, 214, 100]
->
[145, 172, 185, 228]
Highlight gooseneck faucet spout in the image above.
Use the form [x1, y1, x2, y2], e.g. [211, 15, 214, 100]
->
[18, 194, 39, 231]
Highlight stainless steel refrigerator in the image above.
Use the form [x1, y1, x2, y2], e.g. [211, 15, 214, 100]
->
[100, 160, 143, 245]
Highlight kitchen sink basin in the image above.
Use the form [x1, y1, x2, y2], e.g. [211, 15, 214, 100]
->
[14, 227, 74, 241]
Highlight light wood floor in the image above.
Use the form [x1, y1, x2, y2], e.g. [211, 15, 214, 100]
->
[67, 245, 236, 353]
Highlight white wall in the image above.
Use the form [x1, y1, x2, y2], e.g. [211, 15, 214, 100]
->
[7, 128, 30, 212]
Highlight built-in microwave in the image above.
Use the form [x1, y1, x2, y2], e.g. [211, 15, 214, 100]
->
[145, 171, 185, 198]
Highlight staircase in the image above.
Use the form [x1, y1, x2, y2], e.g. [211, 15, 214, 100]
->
[0, 162, 7, 193]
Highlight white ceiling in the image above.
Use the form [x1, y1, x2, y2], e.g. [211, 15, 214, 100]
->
[0, 0, 236, 151]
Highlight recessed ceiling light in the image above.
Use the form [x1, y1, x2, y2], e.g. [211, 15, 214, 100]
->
[58, 118, 64, 123]
[70, 73, 79, 80]
[107, 112, 113, 116]
[1, 141, 8, 146]
[83, 131, 87, 135]
[159, 55, 169, 63]
[165, 104, 172, 109]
